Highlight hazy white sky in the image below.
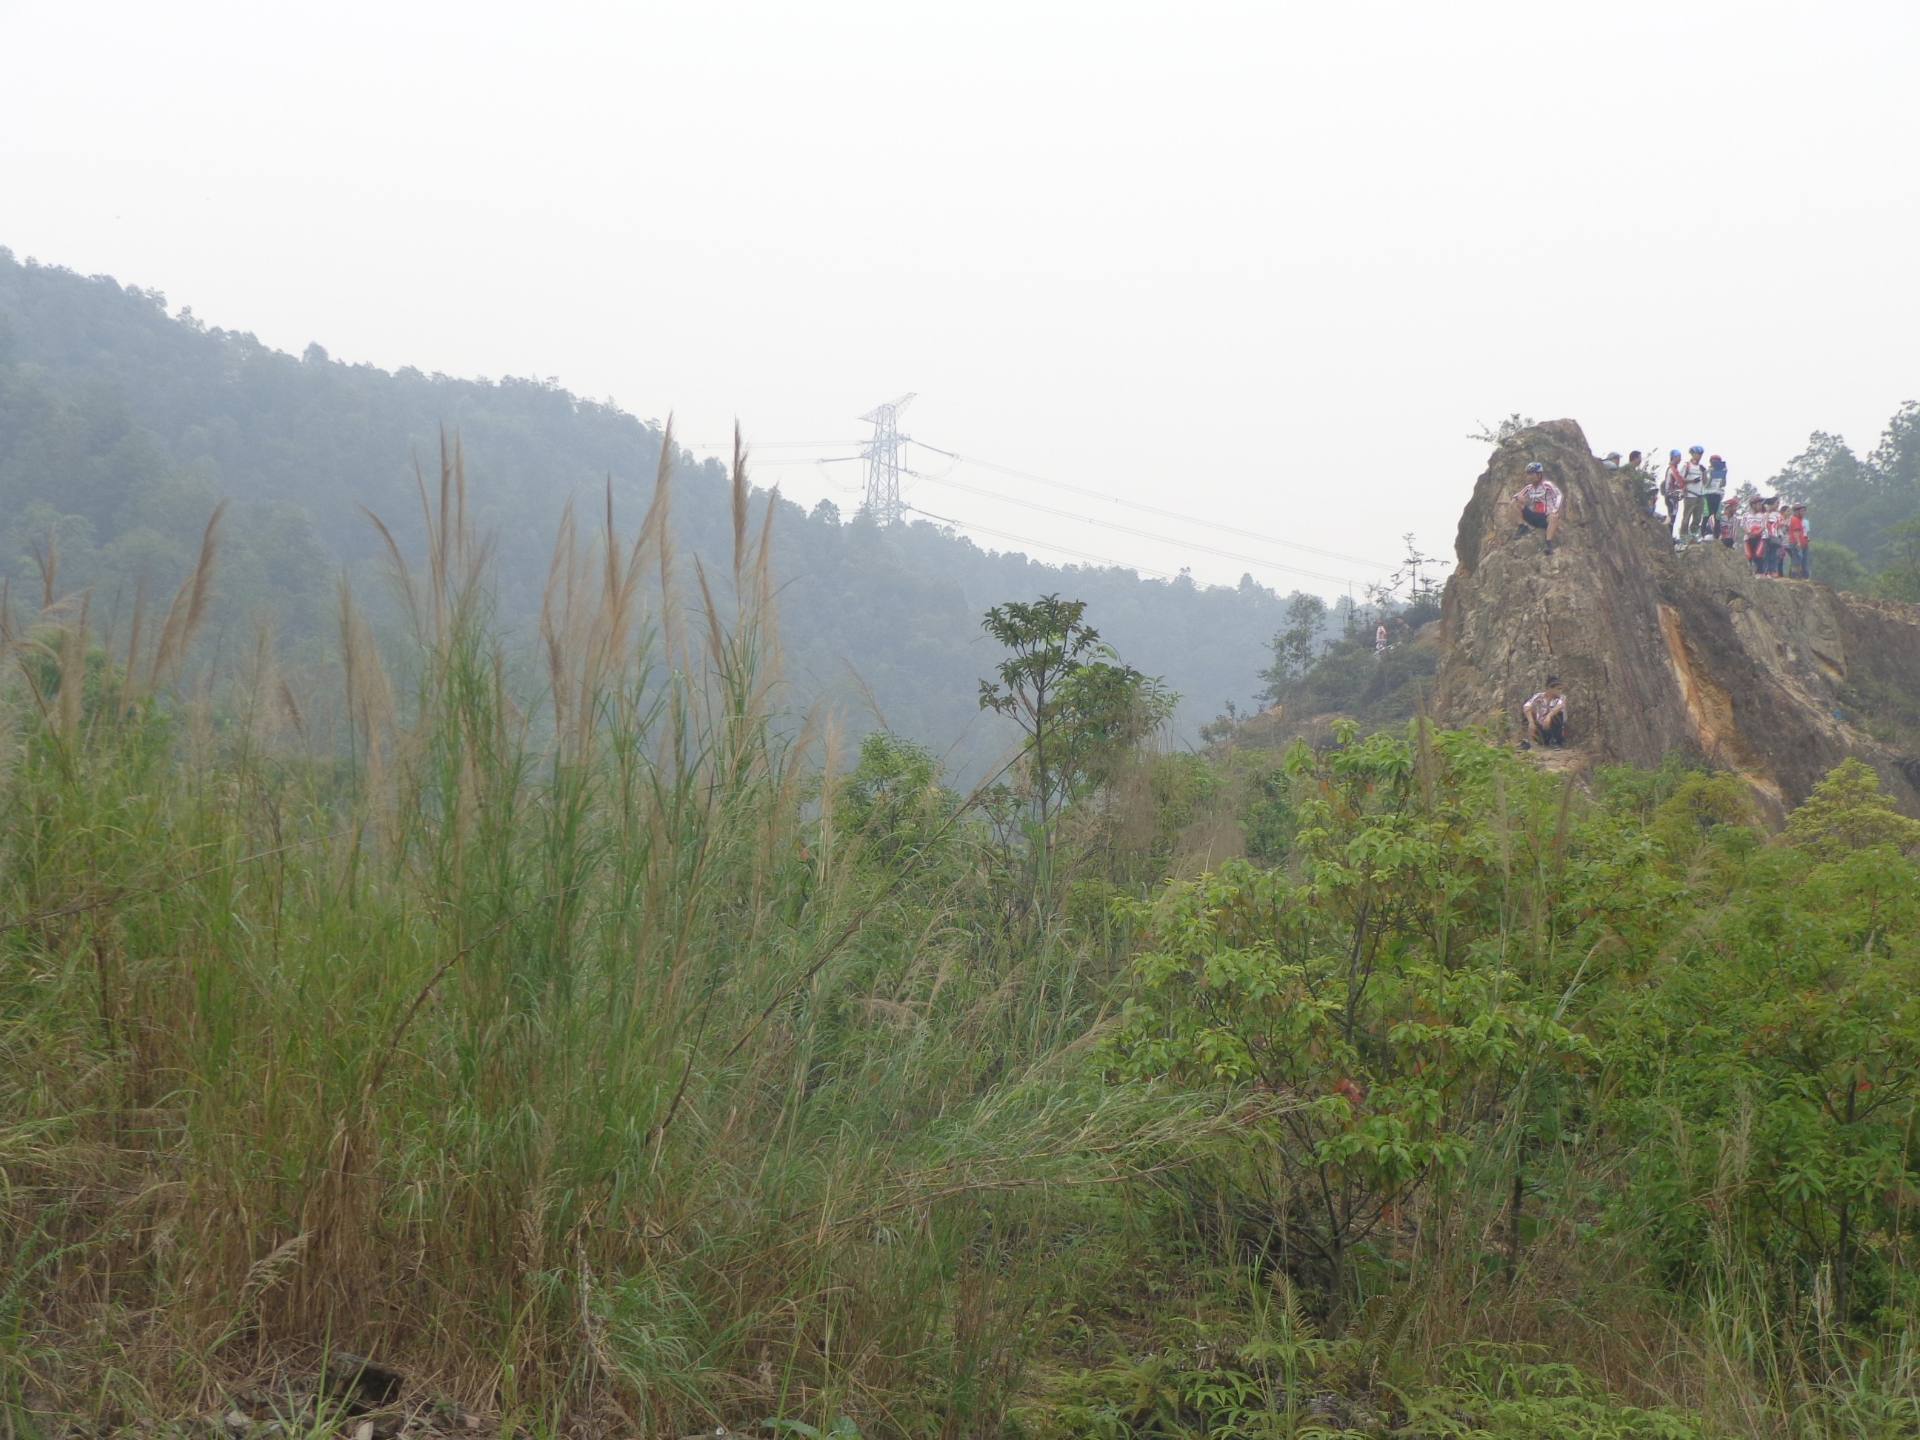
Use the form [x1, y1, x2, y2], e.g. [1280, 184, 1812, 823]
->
[6, 0, 1917, 595]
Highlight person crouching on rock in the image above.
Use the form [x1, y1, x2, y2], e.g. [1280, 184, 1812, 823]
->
[1511, 462, 1565, 555]
[1522, 678, 1568, 749]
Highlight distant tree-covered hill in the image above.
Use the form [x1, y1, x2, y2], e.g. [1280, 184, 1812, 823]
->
[0, 247, 1309, 773]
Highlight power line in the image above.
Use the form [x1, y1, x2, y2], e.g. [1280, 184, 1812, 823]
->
[687, 419, 1402, 582]
[735, 454, 866, 466]
[909, 439, 1394, 570]
[902, 467, 1370, 589]
[687, 438, 865, 451]
[904, 505, 1182, 579]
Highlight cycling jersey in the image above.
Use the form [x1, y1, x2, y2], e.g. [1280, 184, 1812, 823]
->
[1514, 480, 1563, 514]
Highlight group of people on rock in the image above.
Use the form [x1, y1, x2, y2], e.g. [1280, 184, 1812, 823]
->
[1734, 495, 1813, 579]
[1625, 446, 1812, 578]
[1652, 446, 1730, 544]
[1502, 439, 1823, 753]
[1514, 447, 1816, 582]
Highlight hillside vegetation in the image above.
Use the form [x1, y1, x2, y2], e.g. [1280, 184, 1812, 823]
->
[6, 436, 1920, 1439]
[0, 248, 1315, 772]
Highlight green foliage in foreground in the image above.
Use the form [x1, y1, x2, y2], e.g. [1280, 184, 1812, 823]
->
[5, 492, 1920, 1436]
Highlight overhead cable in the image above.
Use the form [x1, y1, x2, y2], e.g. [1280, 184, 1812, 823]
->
[902, 468, 1367, 589]
[903, 506, 1181, 579]
[909, 439, 1394, 570]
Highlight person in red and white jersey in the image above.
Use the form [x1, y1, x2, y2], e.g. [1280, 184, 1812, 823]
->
[1511, 462, 1566, 555]
[1521, 676, 1569, 748]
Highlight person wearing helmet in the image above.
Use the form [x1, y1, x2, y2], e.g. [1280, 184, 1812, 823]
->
[1662, 450, 1687, 538]
[1680, 445, 1709, 542]
[1511, 461, 1565, 554]
[1703, 453, 1727, 540]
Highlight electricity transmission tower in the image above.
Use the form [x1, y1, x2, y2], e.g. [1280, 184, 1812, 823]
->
[859, 392, 916, 525]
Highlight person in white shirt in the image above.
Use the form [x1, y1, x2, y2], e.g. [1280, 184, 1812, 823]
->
[1511, 462, 1566, 555]
[1663, 451, 1687, 535]
[1680, 445, 1710, 541]
[1522, 677, 1569, 748]
[1376, 622, 1389, 654]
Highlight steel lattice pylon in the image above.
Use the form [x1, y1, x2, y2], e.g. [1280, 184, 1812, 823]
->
[859, 392, 916, 525]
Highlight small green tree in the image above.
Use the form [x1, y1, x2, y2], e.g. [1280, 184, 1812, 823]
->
[979, 596, 1169, 856]
[838, 731, 959, 869]
[1389, 532, 1447, 625]
[1869, 518, 1920, 603]
[1258, 592, 1327, 705]
[1784, 758, 1920, 860]
[1615, 838, 1920, 1326]
[1104, 727, 1591, 1304]
[1467, 413, 1536, 445]
[1808, 539, 1868, 592]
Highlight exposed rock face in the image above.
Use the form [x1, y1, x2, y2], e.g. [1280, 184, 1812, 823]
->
[1434, 420, 1920, 817]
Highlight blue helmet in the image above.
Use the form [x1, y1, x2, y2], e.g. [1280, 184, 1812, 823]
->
[1526, 462, 1545, 474]
[1689, 445, 1705, 455]
[1670, 449, 1682, 460]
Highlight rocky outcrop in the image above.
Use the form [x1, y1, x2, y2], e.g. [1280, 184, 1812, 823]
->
[1434, 420, 1920, 817]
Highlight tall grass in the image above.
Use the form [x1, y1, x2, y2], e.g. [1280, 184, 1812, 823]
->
[0, 435, 1211, 1436]
[9, 439, 1914, 1439]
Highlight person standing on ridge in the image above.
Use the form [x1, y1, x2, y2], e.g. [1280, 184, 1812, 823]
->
[1786, 502, 1812, 579]
[1745, 498, 1769, 575]
[1704, 453, 1727, 540]
[1663, 450, 1687, 538]
[1521, 677, 1569, 749]
[1720, 492, 1743, 548]
[1763, 500, 1785, 577]
[1511, 462, 1565, 555]
[1680, 446, 1709, 542]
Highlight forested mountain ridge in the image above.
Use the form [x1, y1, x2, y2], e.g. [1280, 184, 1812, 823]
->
[0, 247, 1296, 766]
